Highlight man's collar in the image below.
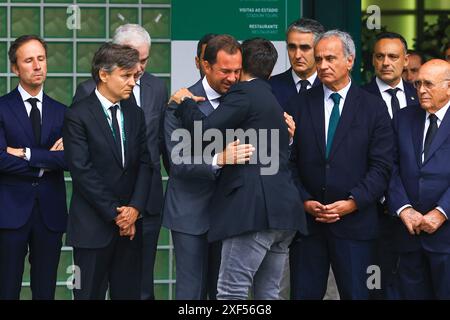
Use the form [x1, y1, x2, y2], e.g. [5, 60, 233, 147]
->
[18, 84, 43, 102]
[202, 76, 222, 101]
[376, 77, 405, 93]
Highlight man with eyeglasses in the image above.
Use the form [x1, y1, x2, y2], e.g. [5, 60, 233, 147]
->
[362, 32, 418, 299]
[387, 59, 450, 299]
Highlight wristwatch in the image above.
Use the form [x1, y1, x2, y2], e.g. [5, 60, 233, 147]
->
[22, 147, 26, 159]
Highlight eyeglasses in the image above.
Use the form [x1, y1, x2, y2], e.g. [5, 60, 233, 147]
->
[413, 79, 450, 90]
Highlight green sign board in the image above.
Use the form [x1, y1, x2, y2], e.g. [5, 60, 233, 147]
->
[172, 0, 301, 41]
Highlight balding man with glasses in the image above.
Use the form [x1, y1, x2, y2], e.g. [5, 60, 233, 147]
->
[387, 59, 450, 299]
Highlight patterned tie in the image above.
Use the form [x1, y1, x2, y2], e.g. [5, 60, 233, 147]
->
[386, 88, 401, 116]
[27, 97, 41, 146]
[423, 113, 438, 161]
[298, 80, 310, 93]
[326, 93, 341, 159]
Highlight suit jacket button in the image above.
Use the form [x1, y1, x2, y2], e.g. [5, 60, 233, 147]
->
[322, 187, 326, 191]
[32, 182, 38, 187]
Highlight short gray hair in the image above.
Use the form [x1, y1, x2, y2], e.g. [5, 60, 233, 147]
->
[316, 30, 355, 59]
[113, 24, 151, 48]
[286, 18, 325, 43]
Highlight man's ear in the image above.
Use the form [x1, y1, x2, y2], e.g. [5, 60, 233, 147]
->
[99, 69, 108, 83]
[195, 56, 200, 70]
[11, 64, 19, 77]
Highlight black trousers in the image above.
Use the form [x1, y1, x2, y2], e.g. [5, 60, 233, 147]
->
[73, 220, 143, 300]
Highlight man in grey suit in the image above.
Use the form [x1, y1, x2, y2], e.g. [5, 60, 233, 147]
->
[164, 35, 254, 299]
[72, 24, 168, 300]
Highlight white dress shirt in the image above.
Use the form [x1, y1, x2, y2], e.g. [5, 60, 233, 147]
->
[376, 77, 408, 118]
[17, 84, 44, 177]
[292, 70, 318, 93]
[95, 89, 126, 166]
[323, 80, 352, 145]
[202, 76, 222, 109]
[132, 78, 141, 107]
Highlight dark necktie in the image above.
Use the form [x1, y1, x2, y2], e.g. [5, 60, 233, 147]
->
[386, 88, 401, 116]
[423, 113, 438, 161]
[27, 97, 41, 146]
[326, 93, 341, 159]
[109, 105, 123, 162]
[298, 80, 310, 93]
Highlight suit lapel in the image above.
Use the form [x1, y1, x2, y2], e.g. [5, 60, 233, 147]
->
[40, 94, 56, 146]
[89, 94, 122, 167]
[404, 82, 418, 106]
[122, 101, 132, 169]
[423, 108, 450, 165]
[8, 89, 35, 144]
[307, 88, 326, 158]
[412, 107, 425, 167]
[312, 76, 322, 88]
[191, 79, 215, 116]
[328, 84, 359, 160]
[140, 73, 153, 113]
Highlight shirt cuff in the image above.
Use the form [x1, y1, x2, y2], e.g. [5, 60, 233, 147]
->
[289, 138, 294, 146]
[436, 206, 448, 220]
[212, 153, 222, 171]
[38, 169, 44, 178]
[396, 204, 412, 216]
[24, 148, 31, 161]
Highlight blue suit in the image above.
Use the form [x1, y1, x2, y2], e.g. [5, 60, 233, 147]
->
[0, 88, 67, 299]
[163, 79, 221, 299]
[287, 83, 393, 299]
[362, 77, 419, 299]
[269, 68, 321, 112]
[387, 104, 450, 299]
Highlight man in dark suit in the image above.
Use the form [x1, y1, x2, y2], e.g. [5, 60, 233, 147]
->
[0, 35, 67, 299]
[164, 35, 245, 299]
[63, 43, 151, 299]
[387, 59, 450, 299]
[287, 30, 393, 299]
[171, 37, 307, 300]
[363, 32, 418, 115]
[362, 32, 418, 299]
[72, 24, 167, 300]
[269, 18, 324, 112]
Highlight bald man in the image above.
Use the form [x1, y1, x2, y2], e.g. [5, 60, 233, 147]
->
[387, 59, 450, 299]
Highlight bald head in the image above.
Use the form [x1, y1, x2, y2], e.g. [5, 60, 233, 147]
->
[416, 59, 450, 113]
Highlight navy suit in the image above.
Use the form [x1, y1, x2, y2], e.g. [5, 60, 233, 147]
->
[287, 83, 393, 299]
[362, 77, 418, 299]
[163, 79, 221, 299]
[269, 68, 321, 112]
[72, 71, 168, 299]
[0, 88, 67, 299]
[387, 104, 450, 299]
